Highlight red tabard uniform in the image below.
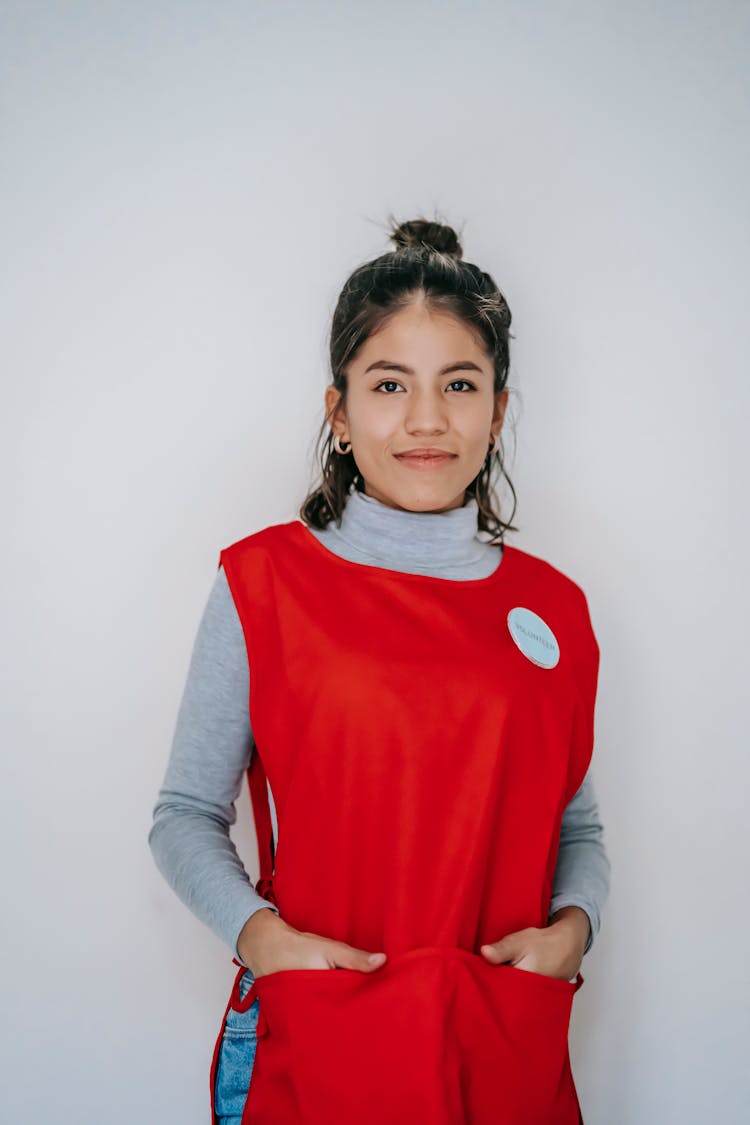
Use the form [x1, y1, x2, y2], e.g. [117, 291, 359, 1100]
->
[208, 518, 600, 1124]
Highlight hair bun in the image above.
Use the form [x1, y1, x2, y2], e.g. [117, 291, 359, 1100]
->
[387, 215, 463, 259]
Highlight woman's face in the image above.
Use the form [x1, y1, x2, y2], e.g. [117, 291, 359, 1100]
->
[326, 299, 509, 513]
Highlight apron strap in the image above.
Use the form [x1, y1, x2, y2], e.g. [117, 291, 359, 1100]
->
[227, 959, 269, 1034]
[217, 552, 276, 903]
[229, 743, 274, 1031]
[246, 747, 277, 906]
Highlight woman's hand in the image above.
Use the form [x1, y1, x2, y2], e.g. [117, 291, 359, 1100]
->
[237, 907, 387, 980]
[479, 905, 591, 982]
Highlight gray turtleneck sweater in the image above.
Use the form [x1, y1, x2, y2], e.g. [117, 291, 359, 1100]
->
[148, 490, 610, 966]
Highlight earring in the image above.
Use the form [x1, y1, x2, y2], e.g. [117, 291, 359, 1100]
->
[333, 433, 352, 455]
[487, 435, 498, 455]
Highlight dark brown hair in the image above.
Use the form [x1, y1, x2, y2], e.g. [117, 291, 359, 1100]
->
[299, 213, 518, 542]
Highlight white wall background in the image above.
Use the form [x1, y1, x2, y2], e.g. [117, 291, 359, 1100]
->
[3, 1, 748, 1121]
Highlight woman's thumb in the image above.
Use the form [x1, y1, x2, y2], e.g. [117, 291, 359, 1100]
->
[331, 940, 387, 972]
[480, 938, 512, 963]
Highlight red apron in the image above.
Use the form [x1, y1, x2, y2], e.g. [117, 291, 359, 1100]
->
[209, 519, 599, 1124]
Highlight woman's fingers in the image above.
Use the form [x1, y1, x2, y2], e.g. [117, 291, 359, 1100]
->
[326, 942, 387, 972]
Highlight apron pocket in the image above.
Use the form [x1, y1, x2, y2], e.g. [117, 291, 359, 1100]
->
[243, 948, 582, 1125]
[245, 950, 465, 1125]
[455, 952, 582, 1124]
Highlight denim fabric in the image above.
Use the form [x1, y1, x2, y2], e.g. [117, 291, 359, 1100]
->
[214, 969, 258, 1124]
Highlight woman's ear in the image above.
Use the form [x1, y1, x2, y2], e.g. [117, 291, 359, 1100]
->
[493, 387, 509, 431]
[325, 384, 347, 439]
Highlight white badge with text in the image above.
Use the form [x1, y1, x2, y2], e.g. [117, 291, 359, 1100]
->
[507, 606, 560, 669]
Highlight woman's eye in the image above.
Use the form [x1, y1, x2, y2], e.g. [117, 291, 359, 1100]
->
[374, 380, 476, 393]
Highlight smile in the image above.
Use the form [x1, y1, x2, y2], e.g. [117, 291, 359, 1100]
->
[394, 453, 457, 468]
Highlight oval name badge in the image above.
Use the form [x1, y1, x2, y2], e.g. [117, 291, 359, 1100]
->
[507, 606, 560, 669]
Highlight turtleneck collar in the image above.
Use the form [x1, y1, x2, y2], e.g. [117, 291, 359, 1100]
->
[311, 486, 502, 579]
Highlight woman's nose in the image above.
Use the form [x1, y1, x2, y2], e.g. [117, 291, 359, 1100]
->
[403, 394, 450, 431]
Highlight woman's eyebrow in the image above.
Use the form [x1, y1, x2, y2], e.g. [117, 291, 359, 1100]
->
[363, 360, 485, 376]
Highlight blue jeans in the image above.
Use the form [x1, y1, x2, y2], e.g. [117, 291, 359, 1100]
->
[214, 969, 258, 1124]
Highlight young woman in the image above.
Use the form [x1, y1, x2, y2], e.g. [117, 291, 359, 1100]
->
[149, 216, 610, 1124]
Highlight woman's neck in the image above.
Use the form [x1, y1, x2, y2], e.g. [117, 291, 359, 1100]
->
[306, 487, 503, 580]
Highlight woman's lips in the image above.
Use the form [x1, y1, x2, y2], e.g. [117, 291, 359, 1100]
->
[394, 453, 457, 468]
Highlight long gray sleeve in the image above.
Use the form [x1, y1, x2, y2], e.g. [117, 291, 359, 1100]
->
[149, 566, 609, 963]
[549, 771, 610, 954]
[148, 565, 279, 968]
